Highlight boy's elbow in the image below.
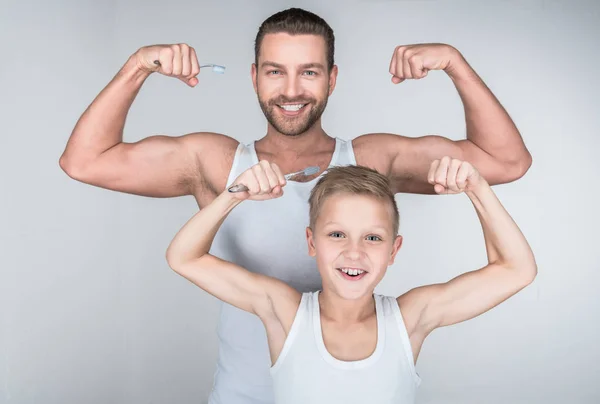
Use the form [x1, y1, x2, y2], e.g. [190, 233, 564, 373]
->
[516, 263, 538, 288]
[165, 247, 183, 273]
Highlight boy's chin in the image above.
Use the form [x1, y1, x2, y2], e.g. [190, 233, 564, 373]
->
[328, 282, 375, 301]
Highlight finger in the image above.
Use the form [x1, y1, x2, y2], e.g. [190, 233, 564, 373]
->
[245, 171, 261, 195]
[158, 47, 174, 75]
[271, 163, 287, 187]
[409, 54, 427, 79]
[253, 163, 271, 194]
[396, 47, 406, 81]
[181, 44, 191, 77]
[434, 183, 446, 194]
[435, 156, 451, 187]
[262, 163, 280, 191]
[456, 161, 471, 191]
[403, 52, 413, 79]
[390, 47, 405, 84]
[446, 158, 461, 192]
[428, 160, 440, 185]
[389, 46, 398, 77]
[188, 47, 200, 86]
[171, 44, 182, 76]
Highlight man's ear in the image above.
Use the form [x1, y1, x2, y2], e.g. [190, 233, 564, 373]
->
[251, 63, 258, 94]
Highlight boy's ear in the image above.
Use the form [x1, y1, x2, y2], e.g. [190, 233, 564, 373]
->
[306, 227, 316, 257]
[388, 235, 403, 265]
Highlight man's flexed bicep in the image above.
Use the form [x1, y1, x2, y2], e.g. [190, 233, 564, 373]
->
[61, 131, 238, 198]
[353, 133, 526, 195]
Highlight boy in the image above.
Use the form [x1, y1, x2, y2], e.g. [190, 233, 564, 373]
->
[165, 157, 537, 403]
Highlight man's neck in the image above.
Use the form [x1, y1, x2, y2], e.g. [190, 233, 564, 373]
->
[256, 123, 334, 158]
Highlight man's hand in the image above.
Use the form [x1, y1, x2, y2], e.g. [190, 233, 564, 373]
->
[135, 43, 201, 87]
[389, 43, 460, 83]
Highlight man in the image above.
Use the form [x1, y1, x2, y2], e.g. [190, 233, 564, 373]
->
[59, 7, 532, 404]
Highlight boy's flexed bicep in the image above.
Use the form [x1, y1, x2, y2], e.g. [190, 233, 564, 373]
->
[399, 264, 535, 337]
[172, 254, 300, 319]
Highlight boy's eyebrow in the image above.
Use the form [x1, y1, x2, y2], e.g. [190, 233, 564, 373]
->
[321, 222, 391, 233]
[261, 61, 326, 70]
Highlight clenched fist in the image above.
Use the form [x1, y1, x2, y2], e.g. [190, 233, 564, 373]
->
[428, 156, 484, 195]
[228, 160, 287, 201]
[389, 43, 459, 84]
[135, 43, 200, 87]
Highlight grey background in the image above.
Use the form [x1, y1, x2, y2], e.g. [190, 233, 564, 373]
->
[2, 0, 599, 403]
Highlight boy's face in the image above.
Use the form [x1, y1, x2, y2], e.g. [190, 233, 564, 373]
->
[306, 193, 402, 300]
[251, 33, 338, 136]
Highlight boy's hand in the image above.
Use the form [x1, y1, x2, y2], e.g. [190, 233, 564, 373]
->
[228, 160, 287, 201]
[428, 156, 485, 194]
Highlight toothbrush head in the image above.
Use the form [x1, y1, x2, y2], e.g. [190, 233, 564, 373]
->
[200, 64, 226, 74]
[211, 65, 226, 74]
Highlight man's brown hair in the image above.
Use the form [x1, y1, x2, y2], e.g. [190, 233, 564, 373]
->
[254, 8, 335, 71]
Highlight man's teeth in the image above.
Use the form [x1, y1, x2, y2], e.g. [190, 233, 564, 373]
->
[280, 104, 305, 111]
[340, 268, 365, 276]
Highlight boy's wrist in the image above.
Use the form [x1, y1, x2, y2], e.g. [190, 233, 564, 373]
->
[216, 190, 244, 211]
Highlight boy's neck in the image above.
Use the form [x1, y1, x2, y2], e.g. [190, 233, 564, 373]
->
[318, 289, 376, 324]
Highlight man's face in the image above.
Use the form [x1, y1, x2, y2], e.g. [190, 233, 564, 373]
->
[252, 33, 337, 136]
[306, 193, 403, 300]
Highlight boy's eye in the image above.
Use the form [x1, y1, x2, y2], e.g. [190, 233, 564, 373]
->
[366, 235, 382, 241]
[329, 232, 344, 238]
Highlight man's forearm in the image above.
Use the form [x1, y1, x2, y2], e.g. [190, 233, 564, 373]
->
[448, 51, 532, 175]
[60, 54, 150, 170]
[166, 192, 242, 268]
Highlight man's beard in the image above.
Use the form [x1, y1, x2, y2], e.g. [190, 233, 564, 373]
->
[258, 93, 328, 137]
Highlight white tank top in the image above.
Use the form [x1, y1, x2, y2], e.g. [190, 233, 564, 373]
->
[271, 291, 421, 404]
[208, 138, 358, 404]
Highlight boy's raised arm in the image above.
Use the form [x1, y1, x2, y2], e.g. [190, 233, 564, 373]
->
[399, 157, 537, 335]
[165, 161, 299, 317]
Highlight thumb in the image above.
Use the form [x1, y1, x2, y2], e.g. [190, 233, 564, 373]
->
[391, 75, 404, 84]
[182, 76, 199, 87]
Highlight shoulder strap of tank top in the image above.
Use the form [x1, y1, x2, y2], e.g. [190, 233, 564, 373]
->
[389, 296, 422, 386]
[225, 142, 257, 188]
[331, 137, 357, 167]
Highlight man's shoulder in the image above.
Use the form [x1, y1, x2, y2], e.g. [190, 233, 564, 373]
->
[183, 132, 241, 206]
[352, 133, 405, 174]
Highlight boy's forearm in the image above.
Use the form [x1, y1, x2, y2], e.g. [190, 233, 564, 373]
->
[465, 182, 536, 274]
[166, 192, 241, 267]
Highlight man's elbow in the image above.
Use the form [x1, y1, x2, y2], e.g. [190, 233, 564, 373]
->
[503, 151, 533, 183]
[59, 153, 89, 182]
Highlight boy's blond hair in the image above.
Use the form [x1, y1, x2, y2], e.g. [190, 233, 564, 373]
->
[308, 165, 400, 235]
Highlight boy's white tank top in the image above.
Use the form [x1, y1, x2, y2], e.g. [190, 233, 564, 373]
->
[271, 291, 421, 404]
[208, 137, 358, 404]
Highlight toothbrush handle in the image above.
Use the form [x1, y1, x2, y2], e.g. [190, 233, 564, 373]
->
[227, 170, 303, 193]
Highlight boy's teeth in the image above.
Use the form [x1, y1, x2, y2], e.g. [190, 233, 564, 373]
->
[339, 268, 365, 276]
